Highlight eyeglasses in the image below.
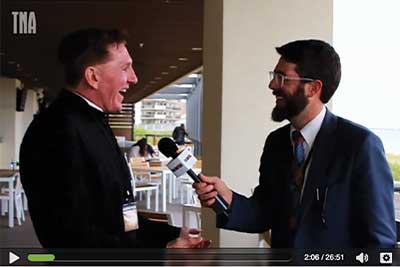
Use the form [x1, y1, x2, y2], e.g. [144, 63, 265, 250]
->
[269, 71, 314, 87]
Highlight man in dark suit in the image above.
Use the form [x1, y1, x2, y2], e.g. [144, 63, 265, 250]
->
[195, 39, 396, 248]
[20, 28, 208, 248]
[172, 124, 188, 145]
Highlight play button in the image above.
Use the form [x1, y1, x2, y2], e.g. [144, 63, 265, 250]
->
[9, 252, 20, 264]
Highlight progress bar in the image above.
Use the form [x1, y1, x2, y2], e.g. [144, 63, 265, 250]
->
[27, 254, 55, 262]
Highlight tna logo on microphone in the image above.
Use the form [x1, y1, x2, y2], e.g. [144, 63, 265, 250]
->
[11, 11, 37, 34]
[183, 154, 192, 162]
[171, 163, 183, 173]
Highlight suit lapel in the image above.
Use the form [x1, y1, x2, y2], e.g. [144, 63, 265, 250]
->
[274, 126, 296, 235]
[62, 91, 133, 193]
[272, 125, 294, 190]
[298, 110, 338, 223]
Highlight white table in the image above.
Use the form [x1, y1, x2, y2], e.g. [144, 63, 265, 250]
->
[132, 166, 172, 212]
[0, 170, 18, 228]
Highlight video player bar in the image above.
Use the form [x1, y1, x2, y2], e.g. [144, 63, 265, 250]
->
[0, 248, 397, 266]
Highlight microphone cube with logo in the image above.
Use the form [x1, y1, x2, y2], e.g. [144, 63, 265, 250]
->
[167, 147, 197, 178]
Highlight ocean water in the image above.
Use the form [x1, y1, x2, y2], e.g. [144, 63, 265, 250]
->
[371, 129, 400, 154]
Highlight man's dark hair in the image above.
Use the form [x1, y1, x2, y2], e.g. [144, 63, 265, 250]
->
[58, 28, 127, 87]
[276, 39, 341, 103]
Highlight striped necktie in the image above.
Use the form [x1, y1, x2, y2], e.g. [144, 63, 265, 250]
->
[289, 130, 305, 232]
[292, 130, 305, 187]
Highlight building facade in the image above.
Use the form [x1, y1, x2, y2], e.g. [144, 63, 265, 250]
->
[135, 99, 186, 130]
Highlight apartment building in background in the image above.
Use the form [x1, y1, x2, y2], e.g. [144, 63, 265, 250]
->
[135, 99, 186, 131]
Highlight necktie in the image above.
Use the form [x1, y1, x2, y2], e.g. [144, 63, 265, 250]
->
[292, 131, 305, 187]
[289, 130, 305, 233]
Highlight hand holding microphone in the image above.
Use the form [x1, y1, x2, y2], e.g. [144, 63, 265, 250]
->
[194, 173, 233, 208]
[158, 138, 231, 217]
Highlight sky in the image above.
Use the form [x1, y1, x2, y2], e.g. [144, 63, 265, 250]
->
[332, 0, 400, 130]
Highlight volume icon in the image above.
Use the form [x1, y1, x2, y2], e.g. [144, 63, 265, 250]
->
[355, 252, 368, 264]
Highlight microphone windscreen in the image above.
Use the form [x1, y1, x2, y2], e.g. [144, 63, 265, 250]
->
[158, 137, 178, 158]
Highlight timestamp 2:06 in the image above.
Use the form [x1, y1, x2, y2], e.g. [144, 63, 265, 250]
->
[304, 253, 345, 261]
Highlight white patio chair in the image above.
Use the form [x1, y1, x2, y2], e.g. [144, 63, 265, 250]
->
[0, 173, 25, 227]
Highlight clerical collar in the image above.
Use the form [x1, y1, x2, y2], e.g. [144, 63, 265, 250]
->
[71, 91, 104, 113]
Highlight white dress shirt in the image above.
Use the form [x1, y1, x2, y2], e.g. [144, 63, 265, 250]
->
[290, 106, 326, 201]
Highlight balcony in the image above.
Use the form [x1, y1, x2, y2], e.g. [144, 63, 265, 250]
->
[154, 114, 167, 119]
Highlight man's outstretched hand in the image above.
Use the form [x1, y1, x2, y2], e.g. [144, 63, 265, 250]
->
[166, 228, 212, 248]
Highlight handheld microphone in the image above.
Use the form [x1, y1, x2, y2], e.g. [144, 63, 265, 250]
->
[158, 138, 229, 217]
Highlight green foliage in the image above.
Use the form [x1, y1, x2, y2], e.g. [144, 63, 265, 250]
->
[133, 127, 172, 145]
[387, 153, 400, 181]
[134, 127, 147, 137]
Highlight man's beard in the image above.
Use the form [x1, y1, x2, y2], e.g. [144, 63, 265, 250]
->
[271, 85, 308, 122]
